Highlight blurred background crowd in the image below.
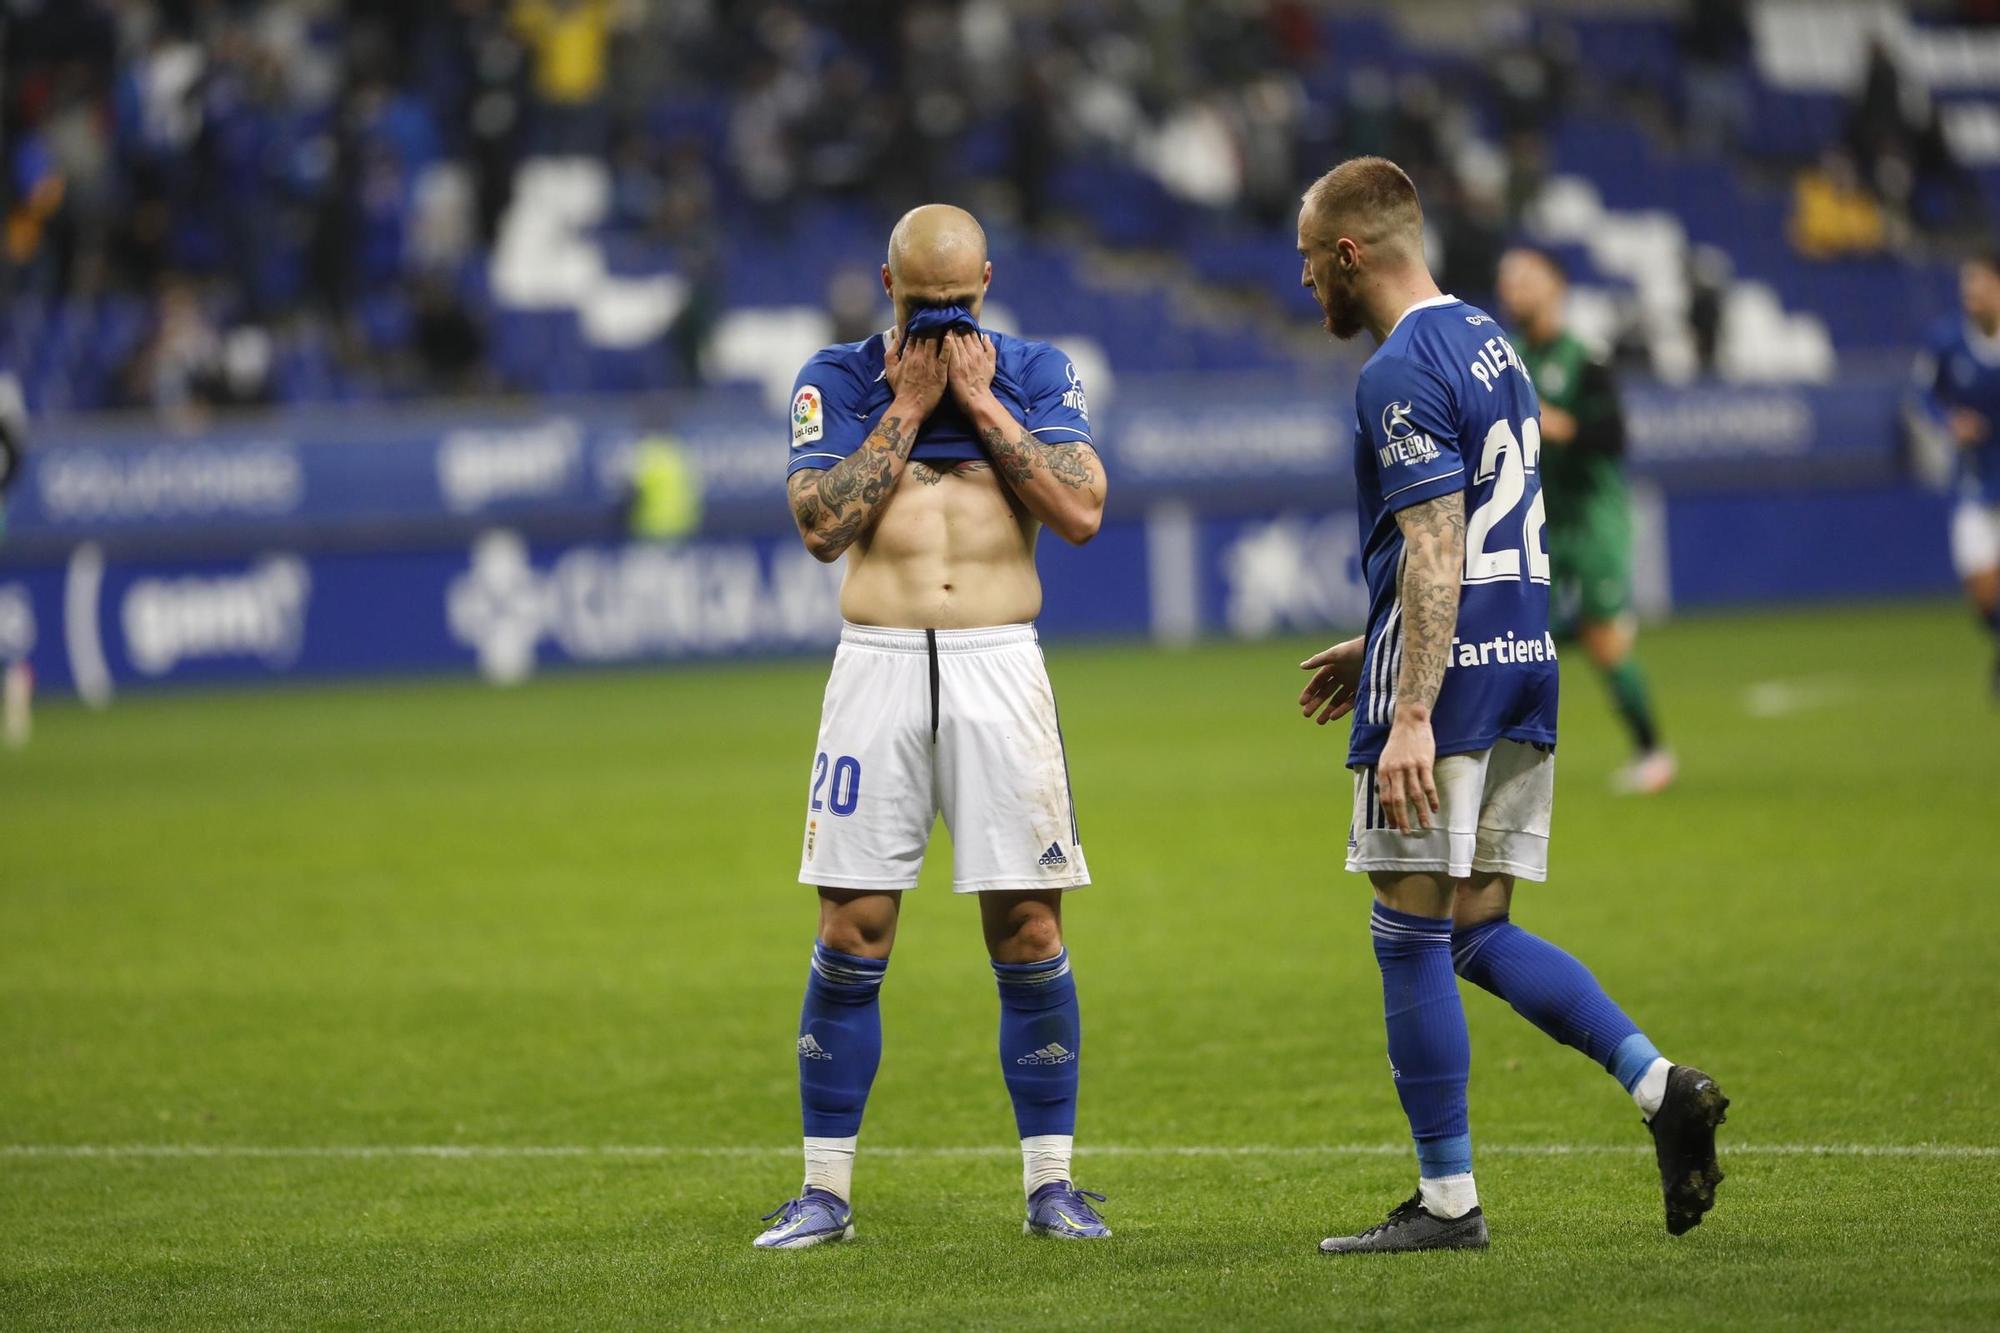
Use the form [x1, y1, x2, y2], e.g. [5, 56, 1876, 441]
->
[5, 0, 2000, 419]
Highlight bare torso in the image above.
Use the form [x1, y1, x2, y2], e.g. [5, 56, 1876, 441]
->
[838, 459, 1042, 628]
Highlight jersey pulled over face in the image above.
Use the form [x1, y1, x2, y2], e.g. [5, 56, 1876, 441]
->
[1348, 295, 1559, 767]
[1913, 315, 2000, 505]
[786, 323, 1093, 478]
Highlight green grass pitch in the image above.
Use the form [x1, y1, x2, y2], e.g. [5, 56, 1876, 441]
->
[3, 600, 1997, 1330]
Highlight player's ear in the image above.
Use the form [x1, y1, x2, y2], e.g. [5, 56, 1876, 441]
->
[880, 263, 894, 300]
[981, 261, 992, 293]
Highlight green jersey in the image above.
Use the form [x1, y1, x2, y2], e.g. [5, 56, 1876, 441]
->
[1520, 330, 1632, 624]
[1519, 330, 1626, 534]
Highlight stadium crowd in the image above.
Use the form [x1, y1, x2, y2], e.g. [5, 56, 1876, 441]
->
[4, 0, 1996, 416]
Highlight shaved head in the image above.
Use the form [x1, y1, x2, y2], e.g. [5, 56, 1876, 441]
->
[883, 204, 992, 323]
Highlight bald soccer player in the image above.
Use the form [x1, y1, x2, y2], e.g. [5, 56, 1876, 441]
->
[754, 206, 1111, 1249]
[1291, 158, 1725, 1253]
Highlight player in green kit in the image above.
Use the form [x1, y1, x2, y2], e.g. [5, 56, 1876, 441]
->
[1497, 246, 1674, 794]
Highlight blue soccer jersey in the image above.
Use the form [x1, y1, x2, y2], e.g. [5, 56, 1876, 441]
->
[1347, 295, 1559, 768]
[1911, 317, 2000, 506]
[786, 314, 1092, 476]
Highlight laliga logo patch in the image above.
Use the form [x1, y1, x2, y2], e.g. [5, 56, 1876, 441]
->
[791, 385, 824, 448]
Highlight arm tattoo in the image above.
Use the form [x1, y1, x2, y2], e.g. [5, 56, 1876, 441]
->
[978, 425, 1036, 486]
[1391, 492, 1465, 714]
[977, 427, 1101, 493]
[788, 413, 916, 559]
[1044, 442, 1096, 490]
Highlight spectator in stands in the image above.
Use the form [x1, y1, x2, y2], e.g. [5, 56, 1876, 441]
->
[1677, 0, 1751, 153]
[510, 0, 617, 158]
[1685, 245, 1732, 377]
[120, 276, 272, 420]
[1789, 148, 1889, 259]
[411, 273, 488, 396]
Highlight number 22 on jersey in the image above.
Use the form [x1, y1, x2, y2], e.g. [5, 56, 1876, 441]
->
[1463, 416, 1550, 586]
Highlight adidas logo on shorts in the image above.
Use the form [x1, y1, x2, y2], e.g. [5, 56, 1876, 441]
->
[798, 1034, 833, 1061]
[1016, 1042, 1076, 1066]
[1038, 842, 1068, 869]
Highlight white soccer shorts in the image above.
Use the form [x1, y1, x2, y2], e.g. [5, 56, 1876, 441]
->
[1949, 500, 2000, 579]
[798, 622, 1089, 894]
[1345, 739, 1554, 882]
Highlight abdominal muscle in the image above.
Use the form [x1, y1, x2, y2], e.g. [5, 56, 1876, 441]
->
[838, 460, 1043, 629]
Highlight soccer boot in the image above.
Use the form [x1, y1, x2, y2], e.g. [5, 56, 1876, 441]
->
[754, 1187, 854, 1249]
[1025, 1181, 1112, 1239]
[1612, 749, 1677, 795]
[1648, 1064, 1728, 1235]
[1319, 1194, 1489, 1254]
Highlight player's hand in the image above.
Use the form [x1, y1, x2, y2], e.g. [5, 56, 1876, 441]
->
[1376, 710, 1439, 834]
[1949, 408, 1990, 448]
[1299, 637, 1365, 725]
[885, 327, 951, 417]
[945, 329, 997, 410]
[1539, 403, 1578, 445]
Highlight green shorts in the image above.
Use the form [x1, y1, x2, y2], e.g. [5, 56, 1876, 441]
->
[1548, 510, 1632, 631]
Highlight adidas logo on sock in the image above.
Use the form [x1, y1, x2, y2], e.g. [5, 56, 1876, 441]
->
[1016, 1042, 1076, 1066]
[798, 1034, 833, 1061]
[1038, 842, 1068, 868]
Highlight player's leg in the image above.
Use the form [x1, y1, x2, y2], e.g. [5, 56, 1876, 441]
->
[1323, 757, 1488, 1254]
[1455, 741, 1726, 1234]
[758, 888, 896, 1251]
[1573, 513, 1672, 792]
[978, 888, 1103, 1237]
[939, 628, 1105, 1237]
[1451, 873, 1668, 1107]
[761, 632, 933, 1250]
[792, 888, 898, 1199]
[1949, 501, 2000, 693]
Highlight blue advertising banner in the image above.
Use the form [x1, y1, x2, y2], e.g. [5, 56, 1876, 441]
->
[0, 482, 1959, 699]
[0, 372, 1917, 558]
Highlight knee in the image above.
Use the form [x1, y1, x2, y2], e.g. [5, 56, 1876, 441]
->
[1451, 901, 1509, 934]
[818, 896, 897, 960]
[988, 908, 1064, 965]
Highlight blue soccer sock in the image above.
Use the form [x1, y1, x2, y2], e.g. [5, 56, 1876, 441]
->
[994, 949, 1081, 1195]
[1371, 903, 1476, 1215]
[797, 941, 888, 1200]
[1451, 914, 1670, 1114]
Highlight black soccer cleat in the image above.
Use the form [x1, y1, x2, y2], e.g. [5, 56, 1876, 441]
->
[1648, 1064, 1728, 1235]
[1318, 1194, 1490, 1254]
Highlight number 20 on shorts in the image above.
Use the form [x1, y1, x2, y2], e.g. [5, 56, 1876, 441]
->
[810, 753, 862, 817]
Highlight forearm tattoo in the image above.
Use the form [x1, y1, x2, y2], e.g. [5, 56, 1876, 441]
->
[789, 414, 915, 558]
[977, 427, 1100, 492]
[1392, 492, 1466, 714]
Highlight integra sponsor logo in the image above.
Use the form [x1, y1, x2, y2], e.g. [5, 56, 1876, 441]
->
[446, 530, 842, 684]
[1060, 362, 1090, 421]
[37, 444, 302, 523]
[1378, 400, 1440, 469]
[1449, 630, 1558, 669]
[120, 556, 311, 676]
[437, 420, 582, 512]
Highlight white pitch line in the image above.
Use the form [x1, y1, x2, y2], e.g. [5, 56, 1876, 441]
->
[1, 1143, 1994, 1161]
